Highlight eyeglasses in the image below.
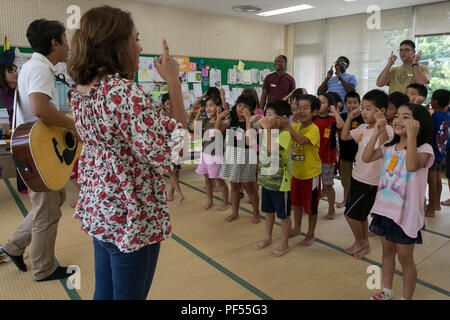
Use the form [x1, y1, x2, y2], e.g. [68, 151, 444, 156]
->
[335, 61, 348, 67]
[398, 49, 412, 53]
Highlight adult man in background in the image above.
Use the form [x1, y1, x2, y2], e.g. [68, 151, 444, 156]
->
[376, 39, 430, 94]
[260, 55, 296, 111]
[317, 56, 358, 112]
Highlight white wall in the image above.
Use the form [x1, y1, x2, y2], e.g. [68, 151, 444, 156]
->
[0, 0, 287, 63]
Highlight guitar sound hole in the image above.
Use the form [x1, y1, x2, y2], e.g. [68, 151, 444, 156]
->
[65, 132, 75, 149]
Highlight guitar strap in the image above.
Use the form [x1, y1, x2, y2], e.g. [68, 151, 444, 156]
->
[12, 87, 20, 134]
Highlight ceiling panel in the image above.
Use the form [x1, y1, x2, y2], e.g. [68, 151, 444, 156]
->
[133, 0, 444, 24]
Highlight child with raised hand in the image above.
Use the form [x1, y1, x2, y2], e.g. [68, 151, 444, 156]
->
[406, 83, 427, 105]
[315, 93, 344, 219]
[363, 104, 433, 300]
[242, 87, 263, 116]
[386, 92, 410, 125]
[337, 91, 363, 208]
[285, 94, 322, 246]
[253, 100, 292, 257]
[192, 95, 229, 210]
[340, 89, 394, 259]
[216, 95, 261, 223]
[284, 88, 308, 118]
[162, 93, 187, 203]
[426, 89, 450, 217]
[329, 92, 344, 113]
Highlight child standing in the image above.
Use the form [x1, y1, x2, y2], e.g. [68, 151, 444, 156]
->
[340, 89, 394, 259]
[363, 104, 433, 300]
[386, 92, 410, 125]
[162, 93, 186, 203]
[285, 94, 321, 246]
[426, 89, 450, 217]
[329, 92, 344, 113]
[216, 95, 260, 223]
[435, 90, 450, 206]
[406, 83, 427, 105]
[253, 100, 292, 257]
[337, 91, 364, 208]
[192, 95, 229, 210]
[315, 93, 344, 219]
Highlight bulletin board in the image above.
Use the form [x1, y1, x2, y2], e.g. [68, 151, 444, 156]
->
[136, 54, 275, 108]
[1, 46, 275, 109]
[137, 54, 274, 90]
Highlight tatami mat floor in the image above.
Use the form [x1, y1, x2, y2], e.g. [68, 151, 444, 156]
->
[0, 164, 449, 300]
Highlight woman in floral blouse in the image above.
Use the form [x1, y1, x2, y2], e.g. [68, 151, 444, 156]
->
[67, 6, 187, 300]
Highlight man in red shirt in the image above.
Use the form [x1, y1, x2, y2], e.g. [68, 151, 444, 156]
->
[260, 55, 296, 111]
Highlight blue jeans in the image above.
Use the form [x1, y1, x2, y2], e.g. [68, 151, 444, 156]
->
[93, 237, 160, 300]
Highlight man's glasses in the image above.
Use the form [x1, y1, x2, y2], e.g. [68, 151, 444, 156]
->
[398, 49, 412, 53]
[335, 61, 348, 67]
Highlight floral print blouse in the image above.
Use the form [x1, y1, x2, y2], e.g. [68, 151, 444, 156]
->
[70, 74, 183, 253]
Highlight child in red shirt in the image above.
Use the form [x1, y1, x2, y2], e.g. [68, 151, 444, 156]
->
[315, 93, 344, 219]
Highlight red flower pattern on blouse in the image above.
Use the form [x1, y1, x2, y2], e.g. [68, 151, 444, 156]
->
[70, 74, 184, 253]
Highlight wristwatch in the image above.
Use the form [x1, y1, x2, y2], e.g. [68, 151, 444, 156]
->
[412, 63, 419, 68]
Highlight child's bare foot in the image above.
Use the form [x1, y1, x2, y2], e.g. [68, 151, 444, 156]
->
[299, 236, 315, 247]
[203, 202, 213, 210]
[289, 229, 301, 238]
[225, 214, 239, 222]
[441, 198, 450, 206]
[251, 214, 261, 224]
[336, 202, 346, 208]
[217, 203, 229, 211]
[178, 194, 185, 203]
[368, 231, 376, 237]
[325, 210, 335, 220]
[354, 244, 370, 259]
[167, 194, 174, 202]
[255, 239, 272, 250]
[425, 209, 435, 217]
[270, 246, 290, 257]
[344, 242, 359, 254]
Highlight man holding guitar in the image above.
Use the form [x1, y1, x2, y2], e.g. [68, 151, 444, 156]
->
[2, 19, 77, 282]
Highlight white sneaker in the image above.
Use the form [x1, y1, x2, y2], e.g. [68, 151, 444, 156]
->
[370, 291, 394, 300]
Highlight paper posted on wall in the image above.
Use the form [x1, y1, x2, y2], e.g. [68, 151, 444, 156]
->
[209, 68, 221, 88]
[13, 48, 32, 72]
[193, 83, 203, 98]
[227, 67, 236, 84]
[260, 69, 271, 84]
[251, 69, 260, 83]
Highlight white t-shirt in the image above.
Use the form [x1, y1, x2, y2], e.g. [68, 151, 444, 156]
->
[15, 52, 59, 127]
[350, 123, 394, 186]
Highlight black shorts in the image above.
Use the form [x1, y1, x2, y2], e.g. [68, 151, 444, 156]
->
[344, 178, 378, 222]
[261, 187, 291, 219]
[369, 214, 423, 245]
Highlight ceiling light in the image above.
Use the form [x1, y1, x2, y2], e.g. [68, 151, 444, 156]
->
[256, 4, 314, 17]
[232, 5, 261, 13]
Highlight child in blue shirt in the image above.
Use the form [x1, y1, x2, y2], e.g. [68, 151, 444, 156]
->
[427, 89, 450, 216]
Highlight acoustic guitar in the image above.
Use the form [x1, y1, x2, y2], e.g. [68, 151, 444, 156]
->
[11, 118, 82, 192]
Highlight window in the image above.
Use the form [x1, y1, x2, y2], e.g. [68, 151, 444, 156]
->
[417, 35, 450, 103]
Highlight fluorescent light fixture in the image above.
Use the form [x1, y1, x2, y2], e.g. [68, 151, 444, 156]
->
[256, 4, 314, 17]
